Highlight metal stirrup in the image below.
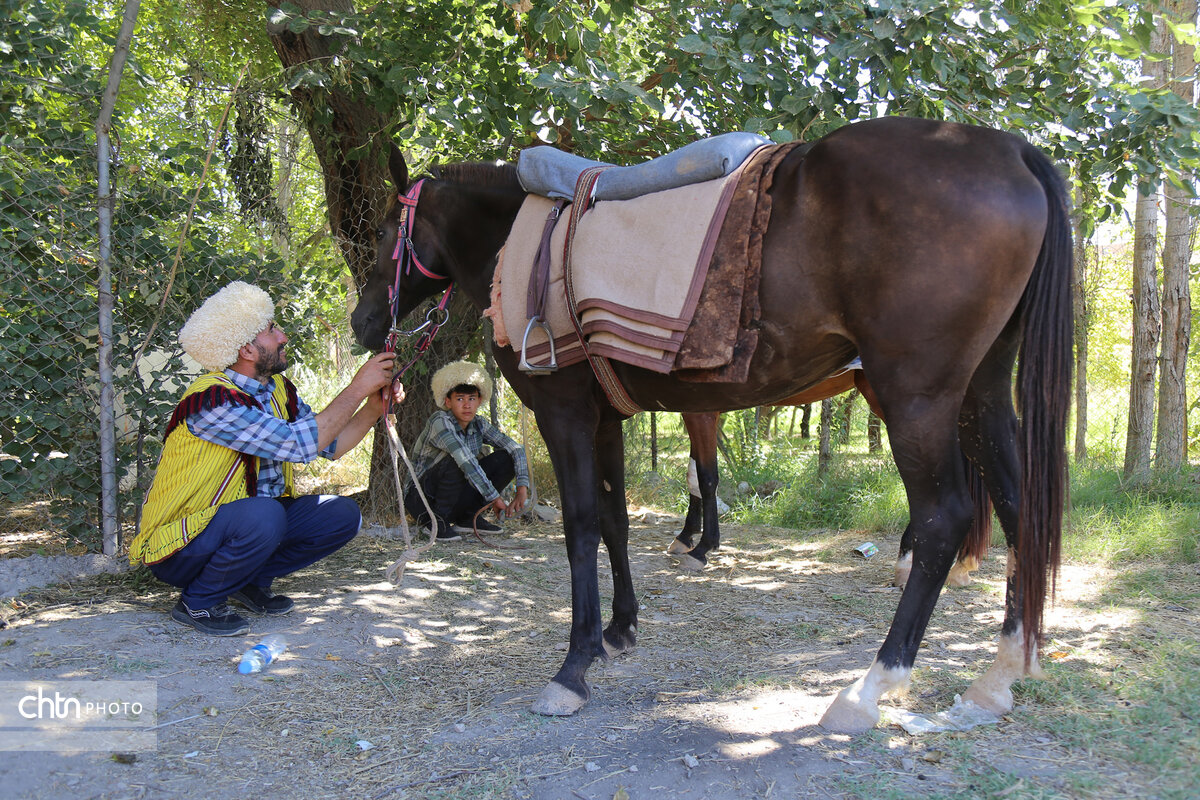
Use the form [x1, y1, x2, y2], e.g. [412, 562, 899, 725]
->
[519, 316, 558, 374]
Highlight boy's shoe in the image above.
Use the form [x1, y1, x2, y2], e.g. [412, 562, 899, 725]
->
[452, 517, 502, 535]
[230, 584, 295, 615]
[170, 599, 250, 636]
[421, 517, 460, 541]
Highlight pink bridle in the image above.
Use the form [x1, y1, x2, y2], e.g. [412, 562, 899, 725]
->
[383, 179, 454, 409]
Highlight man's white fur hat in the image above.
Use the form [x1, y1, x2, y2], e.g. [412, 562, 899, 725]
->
[179, 281, 276, 372]
[431, 360, 492, 407]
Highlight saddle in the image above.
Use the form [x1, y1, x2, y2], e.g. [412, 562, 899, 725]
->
[517, 132, 770, 202]
[485, 138, 808, 409]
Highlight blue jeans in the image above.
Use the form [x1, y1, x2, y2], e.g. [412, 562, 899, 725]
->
[149, 495, 361, 609]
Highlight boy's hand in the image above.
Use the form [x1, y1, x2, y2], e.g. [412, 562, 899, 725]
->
[492, 486, 528, 518]
[509, 486, 529, 516]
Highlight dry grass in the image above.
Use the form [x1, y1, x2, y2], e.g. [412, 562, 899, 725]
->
[2, 516, 1197, 799]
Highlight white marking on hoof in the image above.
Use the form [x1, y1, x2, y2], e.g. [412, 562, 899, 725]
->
[530, 681, 588, 716]
[675, 553, 705, 571]
[945, 554, 980, 587]
[819, 660, 910, 733]
[963, 627, 1041, 714]
[893, 551, 913, 588]
[602, 627, 636, 659]
[666, 538, 694, 555]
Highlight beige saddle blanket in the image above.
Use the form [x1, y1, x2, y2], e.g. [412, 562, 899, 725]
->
[487, 165, 748, 374]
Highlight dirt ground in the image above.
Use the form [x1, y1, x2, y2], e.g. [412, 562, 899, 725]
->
[0, 515, 1177, 799]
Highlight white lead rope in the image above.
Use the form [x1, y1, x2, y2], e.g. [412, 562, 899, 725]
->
[383, 414, 438, 585]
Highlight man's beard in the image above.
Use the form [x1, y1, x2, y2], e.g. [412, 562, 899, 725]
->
[253, 343, 287, 378]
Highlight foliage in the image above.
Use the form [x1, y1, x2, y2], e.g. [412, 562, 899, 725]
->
[259, 1, 1198, 231]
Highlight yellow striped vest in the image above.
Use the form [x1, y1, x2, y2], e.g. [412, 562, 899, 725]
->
[130, 372, 298, 566]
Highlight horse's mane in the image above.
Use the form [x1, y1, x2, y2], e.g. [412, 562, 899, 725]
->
[386, 161, 520, 216]
[428, 161, 520, 188]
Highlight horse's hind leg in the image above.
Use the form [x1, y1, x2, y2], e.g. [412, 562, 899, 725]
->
[671, 412, 720, 570]
[821, 399, 973, 733]
[596, 414, 638, 658]
[894, 453, 990, 588]
[956, 342, 1047, 714]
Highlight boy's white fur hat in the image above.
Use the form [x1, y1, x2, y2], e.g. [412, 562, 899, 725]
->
[431, 360, 492, 407]
[179, 281, 276, 372]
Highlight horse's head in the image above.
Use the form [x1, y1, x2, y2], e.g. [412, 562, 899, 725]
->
[351, 145, 454, 352]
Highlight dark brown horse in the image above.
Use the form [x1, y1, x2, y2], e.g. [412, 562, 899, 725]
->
[673, 372, 992, 589]
[352, 116, 1072, 732]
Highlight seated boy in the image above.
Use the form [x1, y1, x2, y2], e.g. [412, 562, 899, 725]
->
[405, 361, 529, 540]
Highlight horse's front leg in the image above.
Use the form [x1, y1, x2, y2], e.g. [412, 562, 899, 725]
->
[595, 415, 637, 657]
[529, 402, 607, 717]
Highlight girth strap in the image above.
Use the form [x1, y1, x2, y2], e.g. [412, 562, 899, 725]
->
[562, 166, 643, 416]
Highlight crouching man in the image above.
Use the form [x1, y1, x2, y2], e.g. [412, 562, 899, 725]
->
[131, 281, 402, 636]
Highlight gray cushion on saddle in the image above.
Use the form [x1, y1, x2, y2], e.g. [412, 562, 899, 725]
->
[517, 132, 771, 201]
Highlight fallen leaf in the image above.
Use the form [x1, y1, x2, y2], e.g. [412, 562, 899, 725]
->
[325, 654, 342, 661]
[202, 707, 218, 717]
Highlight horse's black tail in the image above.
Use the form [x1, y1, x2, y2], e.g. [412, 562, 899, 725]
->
[1015, 146, 1074, 663]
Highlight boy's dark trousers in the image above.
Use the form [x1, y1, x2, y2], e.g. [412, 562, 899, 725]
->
[405, 451, 515, 525]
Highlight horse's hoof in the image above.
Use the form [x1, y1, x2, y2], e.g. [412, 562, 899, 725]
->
[675, 553, 705, 571]
[945, 555, 979, 587]
[530, 681, 588, 716]
[818, 690, 880, 734]
[962, 682, 1013, 716]
[944, 565, 973, 587]
[666, 538, 693, 555]
[602, 627, 637, 659]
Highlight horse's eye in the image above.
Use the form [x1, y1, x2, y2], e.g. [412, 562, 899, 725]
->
[376, 228, 385, 241]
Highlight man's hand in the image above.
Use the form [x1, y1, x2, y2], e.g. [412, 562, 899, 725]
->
[364, 381, 405, 419]
[350, 352, 396, 398]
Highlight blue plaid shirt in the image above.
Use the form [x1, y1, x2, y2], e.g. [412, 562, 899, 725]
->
[186, 369, 334, 498]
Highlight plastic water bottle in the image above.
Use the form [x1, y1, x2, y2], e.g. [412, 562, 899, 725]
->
[238, 634, 287, 674]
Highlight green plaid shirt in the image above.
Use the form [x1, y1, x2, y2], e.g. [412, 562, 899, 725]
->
[407, 409, 529, 502]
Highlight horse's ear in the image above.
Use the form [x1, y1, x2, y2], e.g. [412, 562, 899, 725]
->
[387, 143, 409, 191]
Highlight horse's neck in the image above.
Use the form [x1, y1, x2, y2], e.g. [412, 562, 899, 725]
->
[454, 186, 525, 308]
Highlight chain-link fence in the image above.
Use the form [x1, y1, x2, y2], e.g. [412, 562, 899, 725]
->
[4, 7, 1195, 559]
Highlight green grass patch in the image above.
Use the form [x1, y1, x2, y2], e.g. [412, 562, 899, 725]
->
[1066, 464, 1200, 564]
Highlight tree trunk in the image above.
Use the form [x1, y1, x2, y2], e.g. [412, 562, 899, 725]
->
[266, 0, 481, 519]
[1155, 0, 1197, 471]
[818, 399, 833, 477]
[836, 390, 856, 445]
[1125, 181, 1161, 480]
[266, 0, 389, 289]
[1071, 177, 1092, 463]
[1124, 18, 1170, 481]
[867, 412, 881, 453]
